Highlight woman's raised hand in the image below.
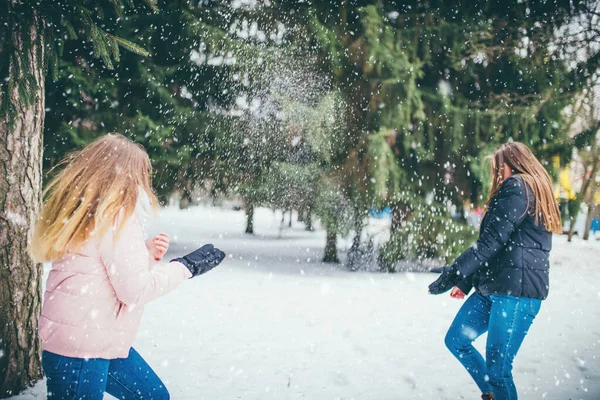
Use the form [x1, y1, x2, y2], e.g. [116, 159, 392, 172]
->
[146, 233, 170, 261]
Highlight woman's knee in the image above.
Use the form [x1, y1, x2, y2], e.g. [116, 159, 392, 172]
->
[445, 326, 474, 354]
[444, 330, 457, 352]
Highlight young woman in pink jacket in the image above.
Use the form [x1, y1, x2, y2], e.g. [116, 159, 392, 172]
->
[31, 134, 225, 399]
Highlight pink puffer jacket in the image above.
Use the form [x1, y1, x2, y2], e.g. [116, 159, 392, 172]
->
[39, 214, 191, 359]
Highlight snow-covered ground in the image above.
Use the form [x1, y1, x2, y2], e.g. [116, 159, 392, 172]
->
[12, 206, 600, 399]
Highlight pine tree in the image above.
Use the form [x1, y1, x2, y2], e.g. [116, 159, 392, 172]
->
[277, 90, 350, 261]
[41, 1, 239, 205]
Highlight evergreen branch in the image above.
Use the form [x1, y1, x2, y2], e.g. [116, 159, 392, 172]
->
[60, 17, 78, 40]
[107, 0, 122, 17]
[88, 23, 114, 69]
[109, 38, 121, 62]
[106, 34, 150, 57]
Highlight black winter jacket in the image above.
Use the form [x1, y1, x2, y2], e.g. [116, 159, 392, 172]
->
[455, 175, 552, 300]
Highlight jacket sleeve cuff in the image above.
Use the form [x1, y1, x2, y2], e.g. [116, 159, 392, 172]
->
[170, 261, 193, 279]
[456, 275, 474, 295]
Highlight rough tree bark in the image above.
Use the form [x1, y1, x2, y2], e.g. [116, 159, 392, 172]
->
[0, 9, 45, 398]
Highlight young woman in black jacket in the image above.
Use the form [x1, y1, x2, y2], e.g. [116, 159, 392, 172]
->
[428, 142, 562, 400]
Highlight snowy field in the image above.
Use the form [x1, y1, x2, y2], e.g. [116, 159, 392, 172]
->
[12, 206, 600, 399]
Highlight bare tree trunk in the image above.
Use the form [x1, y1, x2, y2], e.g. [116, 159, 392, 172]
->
[568, 155, 599, 241]
[567, 203, 581, 241]
[0, 9, 45, 397]
[245, 202, 254, 234]
[323, 228, 339, 263]
[351, 206, 364, 251]
[583, 178, 597, 240]
[569, 75, 600, 242]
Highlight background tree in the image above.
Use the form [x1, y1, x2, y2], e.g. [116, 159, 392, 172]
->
[277, 90, 349, 262]
[562, 22, 600, 241]
[287, 0, 600, 266]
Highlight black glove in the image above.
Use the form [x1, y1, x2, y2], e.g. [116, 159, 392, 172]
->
[428, 265, 462, 295]
[171, 244, 226, 278]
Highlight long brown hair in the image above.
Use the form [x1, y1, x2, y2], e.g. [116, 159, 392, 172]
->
[31, 133, 158, 262]
[484, 142, 562, 234]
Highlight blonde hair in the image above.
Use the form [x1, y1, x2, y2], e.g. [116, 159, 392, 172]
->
[31, 133, 158, 262]
[485, 142, 562, 234]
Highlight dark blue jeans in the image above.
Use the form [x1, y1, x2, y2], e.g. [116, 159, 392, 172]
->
[444, 292, 541, 400]
[42, 348, 169, 400]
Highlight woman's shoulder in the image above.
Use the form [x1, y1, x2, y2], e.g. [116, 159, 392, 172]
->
[488, 175, 529, 207]
[496, 175, 535, 211]
[499, 175, 529, 195]
[502, 174, 524, 187]
[96, 210, 144, 244]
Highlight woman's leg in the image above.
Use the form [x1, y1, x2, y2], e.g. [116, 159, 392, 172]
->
[486, 295, 542, 400]
[105, 348, 170, 400]
[42, 350, 109, 400]
[444, 292, 493, 395]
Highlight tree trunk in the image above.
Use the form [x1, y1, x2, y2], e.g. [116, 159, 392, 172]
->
[323, 228, 339, 263]
[245, 202, 254, 234]
[178, 178, 193, 209]
[391, 201, 408, 233]
[288, 209, 292, 228]
[351, 206, 363, 251]
[567, 204, 579, 241]
[0, 10, 45, 397]
[583, 179, 597, 241]
[305, 208, 313, 231]
[568, 150, 599, 242]
[297, 205, 305, 222]
[179, 194, 190, 209]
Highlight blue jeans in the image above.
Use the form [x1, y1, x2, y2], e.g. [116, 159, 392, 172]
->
[444, 292, 541, 400]
[42, 348, 169, 399]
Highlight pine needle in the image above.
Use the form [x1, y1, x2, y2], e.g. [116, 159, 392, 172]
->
[107, 34, 150, 57]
